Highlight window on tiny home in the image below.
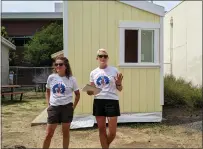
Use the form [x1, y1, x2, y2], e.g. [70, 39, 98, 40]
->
[124, 29, 155, 63]
[141, 30, 154, 63]
[125, 29, 138, 63]
[119, 21, 160, 66]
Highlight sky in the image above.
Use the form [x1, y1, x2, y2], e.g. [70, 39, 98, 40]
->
[1, 1, 182, 12]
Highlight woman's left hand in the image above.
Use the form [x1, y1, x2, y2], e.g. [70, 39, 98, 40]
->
[115, 73, 123, 85]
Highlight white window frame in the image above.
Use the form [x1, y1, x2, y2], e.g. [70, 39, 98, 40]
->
[119, 21, 160, 68]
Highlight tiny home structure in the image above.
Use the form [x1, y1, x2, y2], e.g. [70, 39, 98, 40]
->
[164, 1, 202, 86]
[1, 37, 16, 85]
[62, 1, 165, 123]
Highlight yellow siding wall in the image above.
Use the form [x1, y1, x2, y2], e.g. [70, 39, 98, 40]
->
[67, 0, 162, 115]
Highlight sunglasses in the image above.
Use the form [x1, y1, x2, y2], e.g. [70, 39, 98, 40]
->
[98, 55, 108, 59]
[55, 63, 64, 67]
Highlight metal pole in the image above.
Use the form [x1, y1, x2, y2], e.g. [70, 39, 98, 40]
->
[16, 67, 18, 85]
[170, 17, 174, 75]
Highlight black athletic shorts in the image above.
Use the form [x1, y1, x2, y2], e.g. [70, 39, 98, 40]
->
[47, 102, 73, 124]
[93, 99, 120, 117]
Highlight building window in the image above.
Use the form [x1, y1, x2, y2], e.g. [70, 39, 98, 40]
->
[119, 22, 160, 67]
[10, 36, 32, 47]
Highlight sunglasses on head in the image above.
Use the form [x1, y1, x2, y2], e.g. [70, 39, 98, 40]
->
[98, 55, 108, 59]
[55, 63, 64, 66]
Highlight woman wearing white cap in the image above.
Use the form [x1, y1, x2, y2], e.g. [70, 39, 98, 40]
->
[87, 48, 123, 148]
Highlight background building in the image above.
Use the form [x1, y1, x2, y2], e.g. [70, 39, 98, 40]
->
[1, 37, 16, 85]
[1, 3, 63, 66]
[164, 1, 202, 86]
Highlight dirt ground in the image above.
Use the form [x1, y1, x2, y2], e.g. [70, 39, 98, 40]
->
[2, 92, 202, 148]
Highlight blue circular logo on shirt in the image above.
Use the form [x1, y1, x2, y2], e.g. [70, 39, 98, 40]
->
[96, 76, 110, 86]
[52, 83, 66, 94]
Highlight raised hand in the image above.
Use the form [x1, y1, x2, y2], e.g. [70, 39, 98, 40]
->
[114, 73, 123, 85]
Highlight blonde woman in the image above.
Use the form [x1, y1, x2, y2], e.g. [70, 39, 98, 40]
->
[87, 49, 123, 148]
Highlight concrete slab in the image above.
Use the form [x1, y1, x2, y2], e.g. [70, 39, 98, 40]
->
[31, 108, 48, 126]
[31, 109, 162, 129]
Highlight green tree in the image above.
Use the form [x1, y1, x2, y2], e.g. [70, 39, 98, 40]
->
[1, 26, 8, 37]
[24, 22, 63, 66]
[1, 26, 13, 43]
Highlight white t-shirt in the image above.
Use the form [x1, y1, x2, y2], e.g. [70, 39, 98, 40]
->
[46, 73, 79, 106]
[90, 66, 119, 100]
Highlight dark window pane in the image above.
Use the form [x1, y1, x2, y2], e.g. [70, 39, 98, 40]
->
[125, 30, 138, 63]
[14, 39, 24, 46]
[12, 37, 31, 46]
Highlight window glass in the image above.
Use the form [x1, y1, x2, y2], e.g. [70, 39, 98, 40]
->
[124, 29, 138, 63]
[141, 30, 154, 62]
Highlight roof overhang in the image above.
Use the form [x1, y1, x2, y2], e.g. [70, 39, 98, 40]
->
[120, 1, 165, 17]
[1, 37, 16, 50]
[51, 50, 64, 59]
[2, 12, 63, 20]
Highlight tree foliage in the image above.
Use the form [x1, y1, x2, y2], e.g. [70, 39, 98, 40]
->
[24, 22, 63, 66]
[1, 26, 13, 43]
[1, 26, 8, 37]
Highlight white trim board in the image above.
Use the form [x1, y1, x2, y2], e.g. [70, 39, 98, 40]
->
[2, 12, 62, 19]
[1, 37, 16, 50]
[120, 1, 165, 17]
[118, 63, 161, 68]
[160, 16, 164, 105]
[63, 0, 68, 57]
[119, 22, 160, 29]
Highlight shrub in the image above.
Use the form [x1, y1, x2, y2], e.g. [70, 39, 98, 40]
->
[164, 74, 202, 109]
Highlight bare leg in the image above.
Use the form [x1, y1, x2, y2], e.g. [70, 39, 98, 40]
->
[107, 117, 118, 146]
[42, 124, 57, 149]
[96, 116, 109, 149]
[62, 123, 71, 149]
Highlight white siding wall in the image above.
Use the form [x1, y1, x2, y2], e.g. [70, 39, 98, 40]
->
[1, 44, 9, 85]
[164, 1, 202, 85]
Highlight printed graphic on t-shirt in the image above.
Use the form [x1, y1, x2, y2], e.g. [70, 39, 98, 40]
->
[52, 82, 66, 96]
[96, 75, 110, 86]
[90, 66, 119, 100]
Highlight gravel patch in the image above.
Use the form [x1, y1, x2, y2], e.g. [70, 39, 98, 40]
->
[183, 121, 202, 131]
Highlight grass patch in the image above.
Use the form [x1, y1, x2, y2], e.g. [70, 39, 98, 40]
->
[1, 91, 46, 106]
[2, 98, 46, 112]
[164, 75, 202, 109]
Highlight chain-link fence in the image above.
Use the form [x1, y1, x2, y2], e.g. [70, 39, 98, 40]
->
[9, 66, 53, 85]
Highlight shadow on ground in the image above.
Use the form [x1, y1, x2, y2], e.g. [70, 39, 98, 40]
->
[117, 106, 202, 129]
[162, 105, 202, 126]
